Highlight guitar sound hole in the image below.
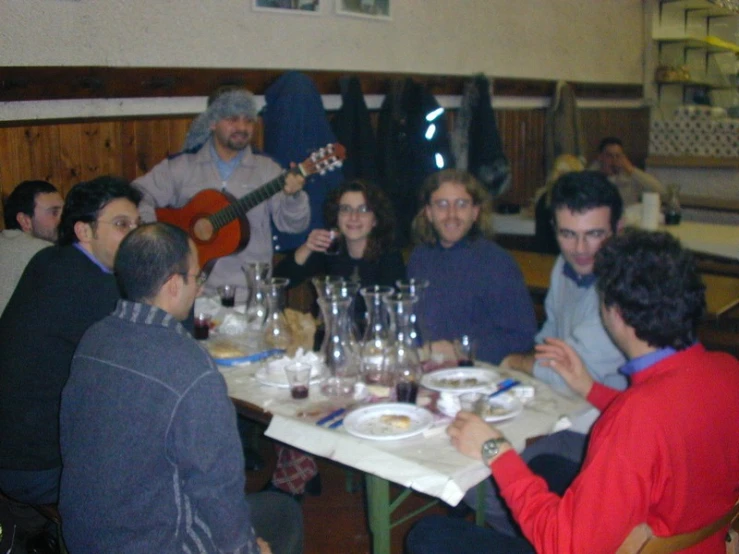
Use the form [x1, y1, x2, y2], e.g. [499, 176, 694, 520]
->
[192, 218, 215, 242]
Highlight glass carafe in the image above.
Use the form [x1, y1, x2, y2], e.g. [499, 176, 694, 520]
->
[328, 281, 362, 338]
[262, 278, 292, 351]
[383, 293, 422, 403]
[395, 279, 430, 359]
[243, 262, 272, 329]
[359, 285, 394, 385]
[311, 276, 345, 352]
[318, 295, 360, 397]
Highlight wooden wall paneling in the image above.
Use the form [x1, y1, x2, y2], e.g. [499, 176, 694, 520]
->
[120, 120, 138, 182]
[132, 119, 176, 176]
[496, 109, 547, 206]
[57, 123, 84, 195]
[77, 121, 124, 183]
[13, 125, 63, 192]
[0, 127, 24, 198]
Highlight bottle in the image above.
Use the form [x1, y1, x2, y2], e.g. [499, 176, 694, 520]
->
[395, 279, 430, 364]
[243, 262, 272, 329]
[664, 183, 682, 225]
[359, 285, 394, 385]
[262, 278, 292, 351]
[383, 293, 422, 404]
[318, 294, 360, 397]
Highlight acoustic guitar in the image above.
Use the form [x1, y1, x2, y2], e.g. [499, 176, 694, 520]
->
[156, 143, 346, 270]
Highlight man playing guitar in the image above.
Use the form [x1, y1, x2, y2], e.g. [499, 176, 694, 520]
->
[134, 87, 309, 301]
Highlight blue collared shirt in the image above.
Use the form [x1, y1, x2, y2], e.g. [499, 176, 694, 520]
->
[210, 140, 246, 182]
[562, 261, 596, 289]
[620, 347, 677, 376]
[73, 243, 112, 274]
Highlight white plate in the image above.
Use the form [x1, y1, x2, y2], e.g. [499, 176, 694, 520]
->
[343, 403, 434, 441]
[254, 366, 324, 389]
[421, 367, 500, 393]
[437, 392, 524, 423]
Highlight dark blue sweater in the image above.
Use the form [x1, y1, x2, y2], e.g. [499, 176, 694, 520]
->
[408, 238, 537, 364]
[59, 301, 258, 554]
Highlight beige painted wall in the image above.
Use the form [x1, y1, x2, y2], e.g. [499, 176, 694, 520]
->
[0, 0, 645, 84]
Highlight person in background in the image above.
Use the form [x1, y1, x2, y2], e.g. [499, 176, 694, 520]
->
[532, 154, 584, 254]
[134, 87, 309, 301]
[275, 178, 406, 296]
[0, 180, 63, 316]
[407, 229, 739, 554]
[0, 176, 141, 505]
[462, 171, 628, 533]
[408, 169, 536, 365]
[59, 223, 301, 554]
[589, 136, 665, 206]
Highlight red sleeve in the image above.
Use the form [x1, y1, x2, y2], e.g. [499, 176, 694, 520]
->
[491, 412, 653, 553]
[586, 382, 621, 411]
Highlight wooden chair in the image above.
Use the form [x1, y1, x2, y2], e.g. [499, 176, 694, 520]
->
[616, 499, 739, 554]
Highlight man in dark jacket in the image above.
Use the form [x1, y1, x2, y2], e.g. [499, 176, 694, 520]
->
[0, 176, 142, 504]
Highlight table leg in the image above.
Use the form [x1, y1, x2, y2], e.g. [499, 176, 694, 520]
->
[365, 473, 392, 554]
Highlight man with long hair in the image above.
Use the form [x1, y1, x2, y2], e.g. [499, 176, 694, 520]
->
[408, 169, 536, 365]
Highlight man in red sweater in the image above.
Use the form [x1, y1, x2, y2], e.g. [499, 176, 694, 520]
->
[407, 229, 739, 554]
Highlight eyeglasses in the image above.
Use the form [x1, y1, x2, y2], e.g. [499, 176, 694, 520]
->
[556, 228, 611, 244]
[338, 204, 373, 216]
[430, 198, 473, 211]
[178, 270, 208, 287]
[95, 218, 141, 232]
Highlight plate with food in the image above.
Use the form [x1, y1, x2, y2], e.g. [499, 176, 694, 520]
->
[420, 367, 500, 394]
[437, 392, 524, 423]
[343, 403, 434, 441]
[478, 393, 524, 423]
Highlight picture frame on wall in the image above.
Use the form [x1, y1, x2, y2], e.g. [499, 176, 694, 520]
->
[252, 0, 321, 13]
[336, 0, 391, 20]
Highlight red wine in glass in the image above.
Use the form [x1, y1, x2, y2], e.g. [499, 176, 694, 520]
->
[220, 297, 235, 308]
[457, 359, 474, 367]
[291, 385, 309, 399]
[193, 317, 210, 340]
[396, 381, 419, 404]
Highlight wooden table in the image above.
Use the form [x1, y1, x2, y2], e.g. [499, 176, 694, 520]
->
[509, 249, 739, 319]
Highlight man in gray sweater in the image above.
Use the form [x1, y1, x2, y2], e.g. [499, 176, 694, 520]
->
[59, 223, 302, 554]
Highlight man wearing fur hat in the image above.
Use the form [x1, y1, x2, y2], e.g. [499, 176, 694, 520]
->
[134, 87, 309, 299]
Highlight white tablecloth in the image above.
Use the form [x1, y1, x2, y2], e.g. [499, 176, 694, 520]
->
[223, 362, 588, 506]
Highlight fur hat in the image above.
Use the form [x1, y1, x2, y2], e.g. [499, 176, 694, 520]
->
[183, 89, 258, 152]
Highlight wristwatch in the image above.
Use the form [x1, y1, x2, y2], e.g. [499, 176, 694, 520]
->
[481, 437, 510, 467]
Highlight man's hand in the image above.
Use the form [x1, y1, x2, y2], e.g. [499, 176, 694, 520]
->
[282, 165, 306, 196]
[500, 352, 535, 375]
[534, 338, 594, 398]
[615, 153, 635, 175]
[447, 412, 510, 461]
[257, 537, 272, 554]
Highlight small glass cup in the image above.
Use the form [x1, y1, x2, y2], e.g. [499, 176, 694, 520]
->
[217, 284, 237, 308]
[325, 228, 341, 256]
[284, 361, 312, 400]
[454, 335, 477, 367]
[193, 313, 212, 340]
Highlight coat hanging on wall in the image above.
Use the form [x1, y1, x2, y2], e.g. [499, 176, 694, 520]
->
[452, 74, 511, 198]
[376, 78, 453, 248]
[261, 71, 343, 252]
[330, 76, 378, 182]
[544, 80, 586, 174]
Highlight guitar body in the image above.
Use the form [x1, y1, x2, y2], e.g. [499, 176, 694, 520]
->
[156, 188, 251, 271]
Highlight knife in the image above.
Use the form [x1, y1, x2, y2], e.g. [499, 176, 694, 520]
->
[215, 348, 286, 367]
[316, 407, 346, 427]
[488, 378, 521, 399]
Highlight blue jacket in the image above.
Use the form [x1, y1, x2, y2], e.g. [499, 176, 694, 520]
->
[262, 71, 343, 252]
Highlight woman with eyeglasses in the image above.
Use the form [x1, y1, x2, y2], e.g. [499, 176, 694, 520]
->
[274, 179, 406, 291]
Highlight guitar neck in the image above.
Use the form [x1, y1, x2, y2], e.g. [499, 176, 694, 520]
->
[208, 166, 304, 232]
